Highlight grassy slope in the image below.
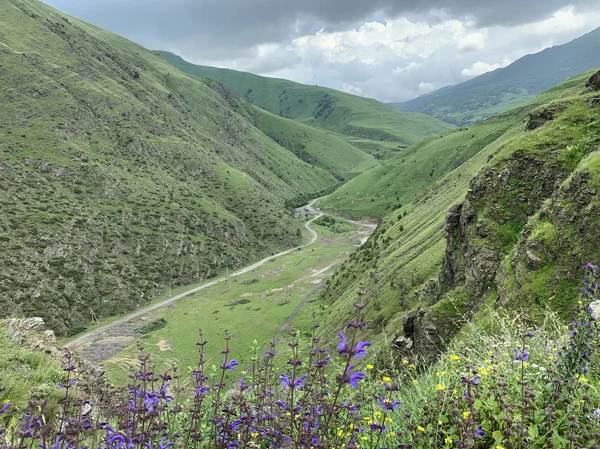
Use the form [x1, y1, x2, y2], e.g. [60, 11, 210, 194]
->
[316, 71, 599, 347]
[202, 79, 379, 180]
[393, 27, 600, 126]
[320, 119, 515, 217]
[0, 0, 339, 335]
[156, 51, 455, 158]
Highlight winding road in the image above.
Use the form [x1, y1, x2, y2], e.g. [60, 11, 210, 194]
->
[64, 200, 324, 349]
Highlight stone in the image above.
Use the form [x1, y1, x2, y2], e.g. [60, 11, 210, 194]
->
[526, 108, 556, 131]
[585, 71, 600, 93]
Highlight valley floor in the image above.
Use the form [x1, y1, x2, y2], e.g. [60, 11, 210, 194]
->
[65, 206, 375, 385]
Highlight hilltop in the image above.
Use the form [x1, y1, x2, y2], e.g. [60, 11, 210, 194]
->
[0, 0, 340, 335]
[156, 51, 455, 159]
[393, 27, 600, 126]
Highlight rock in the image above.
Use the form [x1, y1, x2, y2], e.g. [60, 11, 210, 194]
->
[526, 108, 556, 131]
[525, 249, 544, 269]
[588, 97, 600, 108]
[6, 317, 45, 332]
[585, 70, 600, 93]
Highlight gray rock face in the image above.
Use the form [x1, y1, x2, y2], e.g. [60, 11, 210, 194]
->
[585, 70, 600, 93]
[526, 108, 556, 131]
[6, 317, 45, 332]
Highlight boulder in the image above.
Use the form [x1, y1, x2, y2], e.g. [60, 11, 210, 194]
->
[526, 108, 556, 131]
[585, 71, 600, 93]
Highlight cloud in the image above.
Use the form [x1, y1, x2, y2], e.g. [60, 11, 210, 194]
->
[461, 60, 503, 77]
[45, 0, 600, 103]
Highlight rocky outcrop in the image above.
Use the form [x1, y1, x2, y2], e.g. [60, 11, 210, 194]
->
[585, 70, 600, 93]
[526, 108, 556, 130]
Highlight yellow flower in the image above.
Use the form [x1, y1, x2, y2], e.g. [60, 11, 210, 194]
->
[417, 426, 425, 432]
[487, 351, 493, 356]
[479, 367, 489, 376]
[445, 437, 453, 444]
[462, 411, 470, 419]
[449, 354, 460, 362]
[579, 377, 589, 383]
[382, 376, 392, 383]
[496, 446, 506, 449]
[409, 364, 415, 369]
[361, 437, 368, 441]
[412, 379, 419, 384]
[367, 364, 374, 370]
[402, 359, 409, 365]
[435, 371, 447, 377]
[374, 412, 382, 417]
[436, 384, 445, 391]
[547, 356, 554, 361]
[438, 420, 443, 425]
[337, 429, 344, 437]
[285, 412, 291, 417]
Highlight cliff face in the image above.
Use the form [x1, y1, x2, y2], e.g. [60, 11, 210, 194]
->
[393, 71, 600, 360]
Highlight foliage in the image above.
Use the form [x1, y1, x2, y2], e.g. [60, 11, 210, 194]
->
[135, 319, 168, 335]
[0, 0, 338, 335]
[3, 270, 600, 449]
[156, 51, 455, 159]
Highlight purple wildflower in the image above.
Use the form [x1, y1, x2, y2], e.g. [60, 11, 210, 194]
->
[279, 373, 308, 390]
[475, 424, 485, 439]
[222, 359, 239, 371]
[514, 348, 529, 362]
[376, 396, 401, 411]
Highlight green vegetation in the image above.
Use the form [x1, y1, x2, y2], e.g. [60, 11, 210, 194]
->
[0, 0, 341, 335]
[394, 27, 600, 125]
[100, 221, 364, 384]
[320, 119, 515, 217]
[156, 51, 455, 158]
[202, 79, 380, 180]
[0, 326, 63, 413]
[317, 69, 600, 353]
[135, 318, 167, 335]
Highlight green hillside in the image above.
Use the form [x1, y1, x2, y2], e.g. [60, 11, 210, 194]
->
[0, 0, 339, 335]
[317, 70, 600, 353]
[156, 51, 455, 159]
[393, 27, 600, 126]
[320, 119, 516, 217]
[202, 79, 379, 180]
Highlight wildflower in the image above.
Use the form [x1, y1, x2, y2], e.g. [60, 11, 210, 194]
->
[438, 420, 443, 425]
[514, 348, 529, 362]
[462, 411, 470, 419]
[0, 403, 11, 415]
[478, 367, 489, 376]
[475, 424, 485, 439]
[436, 384, 445, 391]
[593, 409, 600, 420]
[445, 437, 453, 444]
[279, 373, 308, 390]
[590, 300, 600, 320]
[341, 365, 365, 388]
[376, 396, 401, 412]
[382, 376, 392, 383]
[449, 354, 460, 362]
[221, 359, 239, 371]
[417, 426, 425, 432]
[578, 377, 589, 383]
[337, 333, 371, 359]
[159, 438, 175, 449]
[402, 359, 409, 365]
[367, 364, 374, 370]
[435, 371, 447, 377]
[412, 379, 418, 384]
[409, 364, 415, 369]
[496, 446, 506, 449]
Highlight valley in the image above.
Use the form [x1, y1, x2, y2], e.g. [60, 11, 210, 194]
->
[65, 203, 376, 384]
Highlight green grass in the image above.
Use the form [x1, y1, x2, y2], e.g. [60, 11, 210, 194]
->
[0, 0, 340, 335]
[0, 326, 64, 415]
[100, 221, 365, 385]
[202, 79, 379, 180]
[315, 69, 600, 349]
[156, 51, 455, 158]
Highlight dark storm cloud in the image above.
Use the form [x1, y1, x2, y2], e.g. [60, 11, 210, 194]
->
[46, 0, 599, 54]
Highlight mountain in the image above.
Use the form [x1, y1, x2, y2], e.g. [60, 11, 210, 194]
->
[317, 69, 600, 356]
[156, 51, 455, 159]
[0, 0, 341, 335]
[393, 27, 600, 126]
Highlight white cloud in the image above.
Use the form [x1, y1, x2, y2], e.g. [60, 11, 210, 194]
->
[179, 5, 600, 103]
[461, 60, 503, 77]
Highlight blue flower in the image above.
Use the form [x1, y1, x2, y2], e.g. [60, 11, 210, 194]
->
[341, 365, 365, 388]
[475, 424, 485, 439]
[376, 396, 401, 411]
[0, 403, 12, 415]
[279, 373, 308, 390]
[222, 359, 239, 371]
[514, 348, 529, 362]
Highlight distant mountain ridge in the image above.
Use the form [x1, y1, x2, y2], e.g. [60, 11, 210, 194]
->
[393, 27, 600, 125]
[156, 51, 455, 159]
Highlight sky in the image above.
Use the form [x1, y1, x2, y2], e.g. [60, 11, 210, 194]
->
[45, 0, 600, 103]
